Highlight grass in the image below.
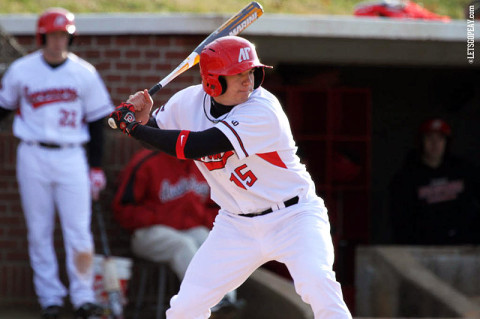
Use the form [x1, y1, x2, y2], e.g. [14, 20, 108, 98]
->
[0, 0, 472, 19]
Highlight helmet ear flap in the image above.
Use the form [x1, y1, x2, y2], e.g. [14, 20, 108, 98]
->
[218, 76, 227, 95]
[253, 67, 265, 89]
[39, 34, 46, 46]
[203, 74, 223, 97]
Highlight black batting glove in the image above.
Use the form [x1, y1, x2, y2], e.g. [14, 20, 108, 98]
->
[109, 102, 140, 135]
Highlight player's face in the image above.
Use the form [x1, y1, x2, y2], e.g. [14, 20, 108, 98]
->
[422, 131, 447, 163]
[214, 68, 255, 106]
[43, 31, 69, 62]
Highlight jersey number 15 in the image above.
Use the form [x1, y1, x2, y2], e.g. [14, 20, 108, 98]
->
[230, 164, 257, 190]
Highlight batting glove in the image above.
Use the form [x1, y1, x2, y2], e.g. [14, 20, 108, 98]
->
[89, 167, 106, 201]
[109, 102, 140, 135]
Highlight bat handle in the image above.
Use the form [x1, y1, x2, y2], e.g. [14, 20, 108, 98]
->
[148, 83, 163, 96]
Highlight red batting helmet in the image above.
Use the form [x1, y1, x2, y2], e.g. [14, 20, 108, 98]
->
[199, 36, 272, 97]
[36, 8, 76, 46]
[419, 118, 452, 136]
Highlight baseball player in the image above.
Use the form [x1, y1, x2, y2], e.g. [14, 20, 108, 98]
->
[110, 36, 352, 319]
[0, 8, 113, 319]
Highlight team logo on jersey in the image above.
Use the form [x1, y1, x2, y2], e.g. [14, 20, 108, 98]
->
[24, 87, 78, 108]
[238, 47, 252, 63]
[160, 177, 209, 202]
[199, 151, 234, 171]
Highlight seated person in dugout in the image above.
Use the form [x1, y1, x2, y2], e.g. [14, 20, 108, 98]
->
[112, 148, 243, 313]
[389, 118, 480, 245]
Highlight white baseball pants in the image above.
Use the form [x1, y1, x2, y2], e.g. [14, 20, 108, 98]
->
[16, 142, 95, 309]
[165, 203, 352, 319]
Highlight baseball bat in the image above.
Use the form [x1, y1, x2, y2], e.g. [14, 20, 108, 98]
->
[94, 200, 125, 319]
[108, 1, 264, 129]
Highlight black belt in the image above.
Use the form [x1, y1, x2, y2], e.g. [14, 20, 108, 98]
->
[239, 196, 299, 218]
[25, 141, 77, 149]
[39, 142, 63, 149]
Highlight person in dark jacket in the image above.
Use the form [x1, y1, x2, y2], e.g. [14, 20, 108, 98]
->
[389, 118, 480, 245]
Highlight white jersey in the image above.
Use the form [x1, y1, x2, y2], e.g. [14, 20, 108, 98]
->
[154, 84, 323, 215]
[0, 50, 113, 144]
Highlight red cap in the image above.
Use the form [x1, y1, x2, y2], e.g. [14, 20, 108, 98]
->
[36, 8, 76, 46]
[419, 118, 451, 136]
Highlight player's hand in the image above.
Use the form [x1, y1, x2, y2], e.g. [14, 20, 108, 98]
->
[127, 89, 153, 124]
[109, 102, 140, 135]
[89, 167, 106, 201]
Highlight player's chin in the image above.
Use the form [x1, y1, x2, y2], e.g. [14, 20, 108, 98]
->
[236, 91, 252, 103]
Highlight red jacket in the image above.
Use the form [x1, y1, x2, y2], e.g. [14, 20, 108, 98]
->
[112, 149, 218, 232]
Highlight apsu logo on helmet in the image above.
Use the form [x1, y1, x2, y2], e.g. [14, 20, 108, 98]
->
[238, 47, 252, 63]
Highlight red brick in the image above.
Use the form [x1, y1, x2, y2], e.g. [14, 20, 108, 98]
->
[0, 239, 19, 249]
[145, 50, 161, 59]
[106, 75, 122, 82]
[125, 50, 141, 59]
[76, 37, 92, 46]
[135, 63, 152, 70]
[7, 227, 27, 237]
[104, 49, 122, 58]
[153, 37, 170, 46]
[134, 36, 151, 46]
[115, 62, 131, 70]
[96, 36, 112, 45]
[115, 36, 132, 46]
[95, 62, 111, 71]
[6, 251, 29, 262]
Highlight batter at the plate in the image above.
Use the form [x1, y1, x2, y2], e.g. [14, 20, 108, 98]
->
[109, 35, 352, 319]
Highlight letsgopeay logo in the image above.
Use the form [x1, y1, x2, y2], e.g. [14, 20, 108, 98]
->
[24, 86, 78, 108]
[199, 151, 234, 171]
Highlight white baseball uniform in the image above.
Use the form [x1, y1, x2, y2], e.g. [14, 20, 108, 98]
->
[0, 50, 113, 308]
[153, 84, 352, 319]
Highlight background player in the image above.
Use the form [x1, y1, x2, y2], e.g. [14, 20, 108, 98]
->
[109, 35, 352, 318]
[0, 7, 113, 319]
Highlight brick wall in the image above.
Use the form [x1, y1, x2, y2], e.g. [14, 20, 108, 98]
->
[0, 33, 204, 307]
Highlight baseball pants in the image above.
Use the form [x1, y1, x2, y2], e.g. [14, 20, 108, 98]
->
[17, 142, 95, 309]
[165, 202, 352, 319]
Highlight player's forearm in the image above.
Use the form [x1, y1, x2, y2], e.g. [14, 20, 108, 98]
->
[87, 118, 104, 167]
[130, 125, 233, 159]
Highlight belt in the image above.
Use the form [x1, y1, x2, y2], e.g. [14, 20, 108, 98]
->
[239, 196, 299, 218]
[24, 141, 78, 149]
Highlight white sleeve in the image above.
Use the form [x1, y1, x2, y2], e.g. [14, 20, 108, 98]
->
[82, 71, 114, 122]
[154, 88, 187, 130]
[216, 105, 281, 160]
[154, 100, 176, 130]
[0, 64, 20, 110]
